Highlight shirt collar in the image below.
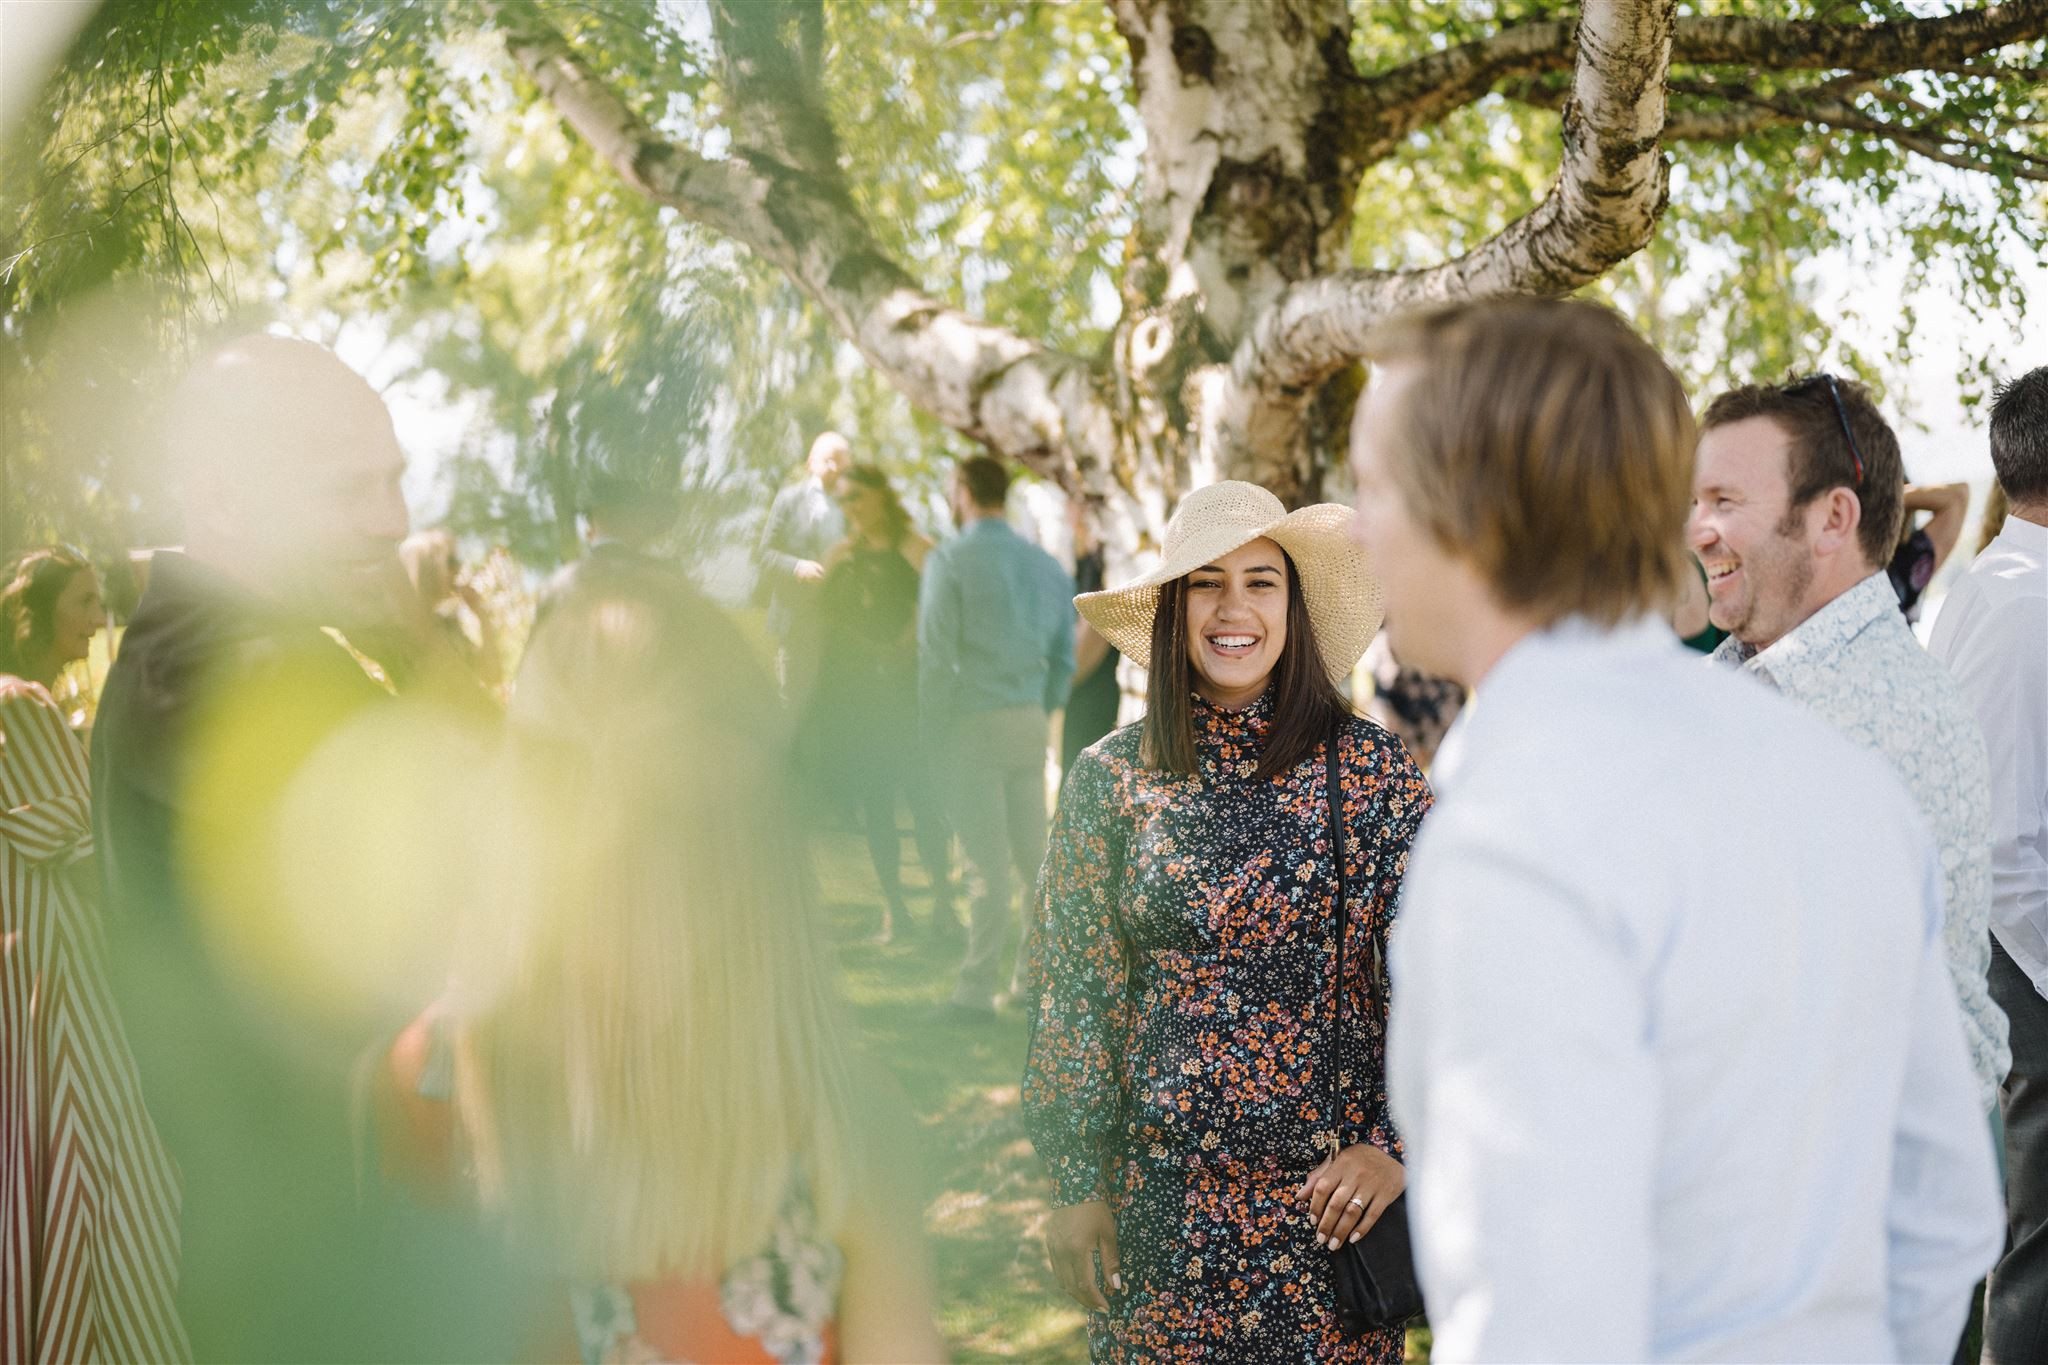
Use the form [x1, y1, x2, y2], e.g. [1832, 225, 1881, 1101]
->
[1728, 570, 1896, 693]
[1994, 514, 2048, 556]
[1191, 686, 1275, 744]
[1432, 614, 1672, 796]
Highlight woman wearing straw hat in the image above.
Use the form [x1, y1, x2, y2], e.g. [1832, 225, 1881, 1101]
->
[1021, 482, 1432, 1362]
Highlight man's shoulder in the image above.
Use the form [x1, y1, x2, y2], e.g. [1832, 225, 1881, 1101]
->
[921, 531, 959, 574]
[1466, 647, 1911, 827]
[1938, 546, 2047, 635]
[1430, 656, 1930, 942]
[1833, 607, 1983, 751]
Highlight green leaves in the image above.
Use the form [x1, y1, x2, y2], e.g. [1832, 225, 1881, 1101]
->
[3, 0, 2041, 568]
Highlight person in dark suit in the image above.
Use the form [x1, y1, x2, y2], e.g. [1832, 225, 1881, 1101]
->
[92, 334, 522, 1361]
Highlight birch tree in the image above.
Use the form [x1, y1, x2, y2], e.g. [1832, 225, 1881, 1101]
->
[475, 0, 2046, 550]
[5, 1, 2044, 562]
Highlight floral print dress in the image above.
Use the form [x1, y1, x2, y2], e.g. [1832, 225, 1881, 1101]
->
[1023, 691, 1430, 1363]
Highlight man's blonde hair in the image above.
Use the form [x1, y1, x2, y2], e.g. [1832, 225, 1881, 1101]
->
[1362, 298, 1697, 626]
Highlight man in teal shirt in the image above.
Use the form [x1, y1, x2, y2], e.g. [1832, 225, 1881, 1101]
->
[919, 455, 1075, 1013]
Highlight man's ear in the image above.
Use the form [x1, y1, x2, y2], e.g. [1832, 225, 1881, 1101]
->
[1810, 486, 1864, 560]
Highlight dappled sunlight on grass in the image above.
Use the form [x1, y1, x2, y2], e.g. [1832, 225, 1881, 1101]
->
[816, 829, 1088, 1362]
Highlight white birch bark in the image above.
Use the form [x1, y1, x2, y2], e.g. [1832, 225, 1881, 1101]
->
[486, 0, 2048, 529]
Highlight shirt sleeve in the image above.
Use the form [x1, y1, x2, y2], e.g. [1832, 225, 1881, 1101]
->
[1021, 749, 1132, 1207]
[1390, 824, 1656, 1363]
[757, 487, 803, 581]
[1886, 860, 2006, 1363]
[0, 685, 94, 866]
[1986, 594, 2048, 974]
[917, 543, 961, 734]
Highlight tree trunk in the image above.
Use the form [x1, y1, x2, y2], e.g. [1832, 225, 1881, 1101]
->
[1107, 0, 1365, 522]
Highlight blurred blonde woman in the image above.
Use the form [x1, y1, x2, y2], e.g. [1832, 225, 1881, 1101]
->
[381, 557, 944, 1364]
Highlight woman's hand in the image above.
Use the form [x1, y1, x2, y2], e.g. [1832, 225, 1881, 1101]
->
[1045, 1199, 1122, 1313]
[1297, 1144, 1404, 1250]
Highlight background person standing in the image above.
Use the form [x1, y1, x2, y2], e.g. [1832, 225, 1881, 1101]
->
[807, 463, 957, 942]
[1930, 366, 2048, 1365]
[918, 455, 1073, 1016]
[0, 547, 188, 1363]
[758, 431, 851, 708]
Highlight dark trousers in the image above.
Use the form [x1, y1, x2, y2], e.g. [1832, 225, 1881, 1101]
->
[854, 766, 954, 918]
[1989, 939, 2048, 1363]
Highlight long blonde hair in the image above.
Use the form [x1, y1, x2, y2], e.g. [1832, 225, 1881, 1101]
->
[451, 559, 856, 1281]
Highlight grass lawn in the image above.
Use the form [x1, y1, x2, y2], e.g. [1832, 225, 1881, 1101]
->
[814, 827, 1090, 1362]
[813, 827, 1431, 1363]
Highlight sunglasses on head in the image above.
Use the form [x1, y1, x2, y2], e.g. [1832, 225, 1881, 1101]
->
[1784, 373, 1866, 488]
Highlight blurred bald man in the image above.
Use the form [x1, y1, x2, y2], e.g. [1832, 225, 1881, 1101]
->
[757, 429, 850, 705]
[91, 335, 523, 1361]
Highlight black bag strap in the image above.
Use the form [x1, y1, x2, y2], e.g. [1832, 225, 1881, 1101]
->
[1322, 712, 1392, 1156]
[1325, 714, 1350, 1158]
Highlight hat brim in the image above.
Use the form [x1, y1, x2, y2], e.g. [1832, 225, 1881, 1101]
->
[1075, 503, 1384, 683]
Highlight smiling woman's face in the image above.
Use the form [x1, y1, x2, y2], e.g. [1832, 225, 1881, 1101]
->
[1183, 537, 1288, 710]
[50, 570, 106, 668]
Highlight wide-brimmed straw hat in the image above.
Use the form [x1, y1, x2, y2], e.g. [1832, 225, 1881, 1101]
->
[1076, 481, 1383, 681]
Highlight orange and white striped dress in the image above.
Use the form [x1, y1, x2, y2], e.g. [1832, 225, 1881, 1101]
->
[0, 678, 188, 1364]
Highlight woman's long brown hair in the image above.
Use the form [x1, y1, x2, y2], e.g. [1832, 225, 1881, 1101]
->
[1139, 549, 1347, 780]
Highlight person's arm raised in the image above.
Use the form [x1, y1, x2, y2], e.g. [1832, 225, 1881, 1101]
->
[1907, 481, 1971, 576]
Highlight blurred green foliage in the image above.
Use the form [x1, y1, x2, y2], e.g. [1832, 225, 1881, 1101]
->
[2, 0, 2039, 578]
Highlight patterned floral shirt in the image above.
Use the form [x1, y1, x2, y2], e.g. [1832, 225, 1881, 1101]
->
[1715, 571, 2009, 1109]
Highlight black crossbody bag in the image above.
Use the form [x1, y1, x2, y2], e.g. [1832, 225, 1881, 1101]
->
[1323, 720, 1426, 1336]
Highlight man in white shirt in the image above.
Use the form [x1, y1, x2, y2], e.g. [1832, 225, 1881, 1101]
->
[1691, 375, 2008, 1120]
[1930, 365, 2048, 1364]
[1350, 298, 2002, 1363]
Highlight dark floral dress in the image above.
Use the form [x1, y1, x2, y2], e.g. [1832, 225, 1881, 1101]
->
[1023, 690, 1431, 1363]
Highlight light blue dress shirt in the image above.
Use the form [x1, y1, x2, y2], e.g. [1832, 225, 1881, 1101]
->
[1713, 570, 2008, 1111]
[1389, 616, 2002, 1364]
[916, 516, 1075, 728]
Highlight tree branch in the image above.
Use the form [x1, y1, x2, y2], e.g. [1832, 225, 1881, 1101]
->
[1347, 0, 2048, 162]
[1661, 77, 2048, 180]
[1229, 0, 1678, 449]
[485, 0, 1103, 480]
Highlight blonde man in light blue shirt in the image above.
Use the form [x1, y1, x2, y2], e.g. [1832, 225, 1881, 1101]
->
[1349, 298, 2001, 1364]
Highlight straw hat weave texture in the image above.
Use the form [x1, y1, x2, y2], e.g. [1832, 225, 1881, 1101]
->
[1075, 481, 1383, 682]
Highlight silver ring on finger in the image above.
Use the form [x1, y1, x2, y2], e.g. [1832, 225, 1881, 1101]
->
[1346, 1197, 1365, 1209]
